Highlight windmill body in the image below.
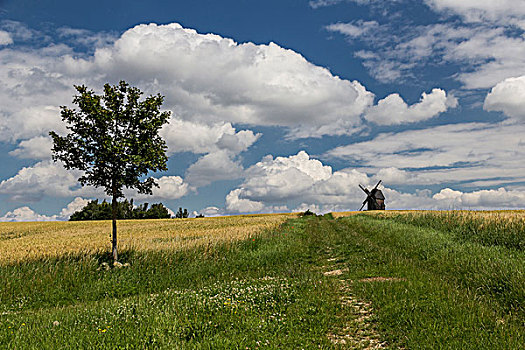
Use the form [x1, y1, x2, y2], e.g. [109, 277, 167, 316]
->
[358, 180, 386, 211]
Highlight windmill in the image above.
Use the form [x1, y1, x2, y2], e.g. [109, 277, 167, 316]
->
[358, 180, 386, 211]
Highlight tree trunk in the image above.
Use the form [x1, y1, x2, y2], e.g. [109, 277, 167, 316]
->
[111, 193, 118, 263]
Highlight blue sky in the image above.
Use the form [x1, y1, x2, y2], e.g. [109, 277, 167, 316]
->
[1, 0, 524, 221]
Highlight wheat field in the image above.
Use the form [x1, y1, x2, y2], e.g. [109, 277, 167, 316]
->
[0, 214, 296, 265]
[333, 209, 525, 221]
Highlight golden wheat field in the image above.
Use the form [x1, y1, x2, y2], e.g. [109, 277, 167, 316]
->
[333, 209, 525, 222]
[0, 214, 296, 265]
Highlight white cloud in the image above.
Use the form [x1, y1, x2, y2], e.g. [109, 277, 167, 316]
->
[56, 26, 117, 49]
[8, 136, 53, 159]
[0, 21, 41, 42]
[325, 122, 525, 187]
[309, 0, 344, 8]
[365, 88, 457, 125]
[75, 24, 372, 137]
[0, 20, 379, 168]
[58, 197, 90, 219]
[160, 119, 260, 155]
[185, 150, 244, 187]
[240, 151, 332, 202]
[484, 75, 525, 122]
[449, 30, 525, 89]
[64, 22, 374, 137]
[195, 206, 224, 217]
[225, 189, 266, 213]
[0, 160, 189, 202]
[0, 161, 91, 202]
[224, 151, 371, 213]
[375, 167, 410, 184]
[301, 184, 525, 211]
[129, 176, 190, 201]
[326, 21, 379, 38]
[327, 17, 525, 89]
[293, 203, 323, 213]
[0, 105, 66, 143]
[221, 150, 525, 213]
[0, 207, 57, 222]
[217, 130, 260, 154]
[0, 197, 88, 222]
[431, 187, 525, 209]
[0, 30, 13, 46]
[425, 0, 525, 25]
[310, 0, 373, 8]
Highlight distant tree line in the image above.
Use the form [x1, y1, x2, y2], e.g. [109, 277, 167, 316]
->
[69, 199, 172, 221]
[174, 207, 189, 219]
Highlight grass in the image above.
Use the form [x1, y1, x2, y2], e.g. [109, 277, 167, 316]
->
[1, 211, 524, 349]
[376, 210, 525, 250]
[0, 215, 344, 349]
[321, 212, 525, 349]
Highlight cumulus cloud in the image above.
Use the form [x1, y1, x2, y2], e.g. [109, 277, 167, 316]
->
[194, 206, 224, 217]
[127, 176, 190, 201]
[0, 161, 91, 202]
[364, 88, 457, 125]
[225, 189, 288, 214]
[160, 119, 260, 155]
[0, 20, 381, 170]
[8, 136, 53, 159]
[0, 105, 66, 144]
[224, 151, 370, 213]
[0, 197, 91, 222]
[185, 150, 244, 187]
[66, 22, 374, 137]
[225, 189, 266, 213]
[430, 187, 525, 209]
[484, 76, 525, 122]
[0, 207, 57, 222]
[295, 186, 525, 212]
[0, 160, 189, 202]
[58, 197, 90, 219]
[239, 151, 332, 202]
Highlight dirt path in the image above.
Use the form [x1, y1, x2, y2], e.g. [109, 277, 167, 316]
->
[322, 262, 388, 349]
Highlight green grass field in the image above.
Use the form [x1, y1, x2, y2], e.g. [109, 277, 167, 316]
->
[1, 212, 524, 349]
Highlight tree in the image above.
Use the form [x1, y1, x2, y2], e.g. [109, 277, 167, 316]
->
[144, 203, 171, 219]
[50, 81, 170, 262]
[175, 207, 189, 219]
[69, 199, 171, 221]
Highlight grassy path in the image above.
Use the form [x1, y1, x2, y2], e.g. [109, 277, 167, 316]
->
[314, 215, 524, 349]
[1, 214, 523, 349]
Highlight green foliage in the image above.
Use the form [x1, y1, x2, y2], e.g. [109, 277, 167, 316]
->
[175, 207, 189, 219]
[300, 209, 317, 217]
[49, 80, 170, 199]
[69, 199, 171, 221]
[49, 80, 171, 260]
